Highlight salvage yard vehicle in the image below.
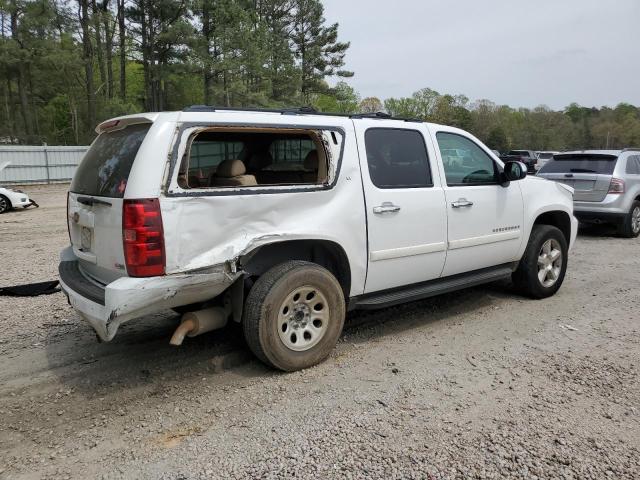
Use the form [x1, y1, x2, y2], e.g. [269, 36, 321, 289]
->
[59, 107, 578, 371]
[0, 162, 38, 214]
[537, 149, 640, 237]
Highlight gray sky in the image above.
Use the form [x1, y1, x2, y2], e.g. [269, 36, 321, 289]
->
[322, 0, 640, 109]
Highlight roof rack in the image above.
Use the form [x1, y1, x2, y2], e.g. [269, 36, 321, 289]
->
[182, 105, 422, 123]
[621, 147, 640, 153]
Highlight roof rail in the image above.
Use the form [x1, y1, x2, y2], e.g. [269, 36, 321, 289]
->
[621, 147, 640, 153]
[182, 105, 422, 122]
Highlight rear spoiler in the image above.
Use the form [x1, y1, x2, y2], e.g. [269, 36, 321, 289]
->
[95, 114, 158, 134]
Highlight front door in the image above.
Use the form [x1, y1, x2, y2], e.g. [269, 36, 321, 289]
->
[356, 121, 447, 293]
[432, 130, 524, 277]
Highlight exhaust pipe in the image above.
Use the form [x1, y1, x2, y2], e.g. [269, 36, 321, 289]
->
[170, 306, 229, 346]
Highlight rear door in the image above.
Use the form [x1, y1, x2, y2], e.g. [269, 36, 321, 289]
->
[68, 122, 151, 284]
[537, 153, 618, 202]
[355, 121, 447, 293]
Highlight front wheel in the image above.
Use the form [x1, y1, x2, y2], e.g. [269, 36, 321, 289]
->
[618, 201, 640, 238]
[513, 225, 568, 299]
[0, 195, 10, 214]
[243, 261, 345, 371]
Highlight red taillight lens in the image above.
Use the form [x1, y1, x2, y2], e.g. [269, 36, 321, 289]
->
[608, 178, 625, 194]
[123, 199, 165, 277]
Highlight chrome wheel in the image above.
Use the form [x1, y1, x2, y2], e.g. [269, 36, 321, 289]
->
[0, 196, 7, 213]
[277, 285, 329, 352]
[632, 206, 640, 235]
[537, 238, 563, 288]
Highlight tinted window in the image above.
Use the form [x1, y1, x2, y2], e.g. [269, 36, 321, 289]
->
[364, 129, 431, 188]
[538, 153, 554, 159]
[436, 132, 498, 185]
[269, 138, 316, 168]
[71, 123, 150, 198]
[539, 155, 618, 174]
[625, 155, 640, 175]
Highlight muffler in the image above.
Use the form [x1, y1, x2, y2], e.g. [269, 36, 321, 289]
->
[169, 306, 229, 346]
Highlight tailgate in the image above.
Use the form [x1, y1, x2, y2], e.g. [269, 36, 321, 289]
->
[537, 153, 618, 202]
[537, 172, 611, 202]
[68, 122, 152, 284]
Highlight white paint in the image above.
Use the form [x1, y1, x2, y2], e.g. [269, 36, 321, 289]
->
[370, 241, 447, 262]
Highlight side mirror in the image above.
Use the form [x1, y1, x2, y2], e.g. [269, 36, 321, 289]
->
[503, 161, 528, 183]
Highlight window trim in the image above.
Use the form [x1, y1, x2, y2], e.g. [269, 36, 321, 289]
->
[435, 131, 501, 187]
[364, 127, 434, 190]
[166, 122, 344, 197]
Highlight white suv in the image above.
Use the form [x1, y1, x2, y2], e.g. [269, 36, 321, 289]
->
[59, 107, 578, 371]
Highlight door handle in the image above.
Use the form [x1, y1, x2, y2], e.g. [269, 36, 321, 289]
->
[373, 202, 401, 214]
[451, 198, 474, 208]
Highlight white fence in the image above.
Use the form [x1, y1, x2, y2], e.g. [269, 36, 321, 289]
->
[0, 146, 89, 184]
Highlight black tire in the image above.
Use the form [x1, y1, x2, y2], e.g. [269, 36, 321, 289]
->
[513, 224, 568, 299]
[243, 261, 345, 372]
[0, 195, 11, 214]
[618, 200, 640, 238]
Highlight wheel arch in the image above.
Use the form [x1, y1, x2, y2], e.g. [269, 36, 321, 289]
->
[0, 193, 12, 212]
[241, 239, 352, 299]
[533, 210, 572, 244]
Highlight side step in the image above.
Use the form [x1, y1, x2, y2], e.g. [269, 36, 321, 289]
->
[352, 264, 515, 310]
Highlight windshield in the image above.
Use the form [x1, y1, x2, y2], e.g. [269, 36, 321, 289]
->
[538, 153, 554, 159]
[508, 150, 529, 156]
[539, 155, 618, 174]
[70, 123, 150, 198]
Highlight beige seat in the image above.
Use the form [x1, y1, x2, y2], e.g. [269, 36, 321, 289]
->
[210, 159, 257, 187]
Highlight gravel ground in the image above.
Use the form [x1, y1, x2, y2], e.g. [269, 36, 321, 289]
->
[0, 183, 639, 480]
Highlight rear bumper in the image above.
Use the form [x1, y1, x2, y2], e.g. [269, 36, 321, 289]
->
[58, 248, 239, 341]
[574, 211, 626, 225]
[573, 194, 630, 217]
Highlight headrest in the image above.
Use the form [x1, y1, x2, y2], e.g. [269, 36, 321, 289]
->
[304, 150, 319, 170]
[217, 159, 246, 178]
[248, 151, 273, 171]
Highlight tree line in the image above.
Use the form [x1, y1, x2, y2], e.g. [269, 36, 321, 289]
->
[0, 0, 351, 144]
[1, 0, 639, 151]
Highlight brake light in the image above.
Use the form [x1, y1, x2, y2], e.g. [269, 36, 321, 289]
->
[123, 199, 165, 277]
[608, 178, 625, 194]
[66, 192, 71, 244]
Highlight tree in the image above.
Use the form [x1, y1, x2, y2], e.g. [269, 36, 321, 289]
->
[359, 96, 382, 113]
[290, 0, 351, 102]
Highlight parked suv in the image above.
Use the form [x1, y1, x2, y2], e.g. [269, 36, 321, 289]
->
[59, 107, 578, 371]
[537, 149, 640, 237]
[500, 150, 538, 173]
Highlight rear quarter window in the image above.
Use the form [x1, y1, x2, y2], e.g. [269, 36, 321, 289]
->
[70, 123, 151, 198]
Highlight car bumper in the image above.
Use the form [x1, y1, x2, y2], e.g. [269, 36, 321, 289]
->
[12, 196, 32, 208]
[573, 194, 630, 217]
[58, 248, 240, 341]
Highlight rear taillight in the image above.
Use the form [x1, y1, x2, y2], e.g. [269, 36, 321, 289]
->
[608, 178, 625, 194]
[66, 192, 71, 243]
[123, 199, 165, 277]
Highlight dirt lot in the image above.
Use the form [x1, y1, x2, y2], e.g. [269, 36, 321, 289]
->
[0, 183, 639, 480]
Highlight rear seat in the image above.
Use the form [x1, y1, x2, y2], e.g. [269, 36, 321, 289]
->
[210, 159, 257, 187]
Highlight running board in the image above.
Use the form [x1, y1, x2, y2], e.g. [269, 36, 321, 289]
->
[352, 264, 515, 310]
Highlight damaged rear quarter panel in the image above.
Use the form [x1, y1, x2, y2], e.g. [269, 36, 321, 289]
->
[160, 116, 367, 297]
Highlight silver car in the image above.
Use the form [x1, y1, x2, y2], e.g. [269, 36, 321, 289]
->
[537, 149, 640, 237]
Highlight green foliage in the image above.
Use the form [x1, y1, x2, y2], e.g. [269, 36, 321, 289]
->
[0, 0, 352, 144]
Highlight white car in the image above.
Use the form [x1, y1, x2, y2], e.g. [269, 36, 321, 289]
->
[59, 108, 578, 371]
[0, 161, 36, 213]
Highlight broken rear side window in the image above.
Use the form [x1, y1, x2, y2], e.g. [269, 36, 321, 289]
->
[179, 129, 338, 189]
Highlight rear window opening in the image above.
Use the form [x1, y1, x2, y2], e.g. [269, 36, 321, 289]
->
[539, 154, 618, 175]
[178, 128, 336, 189]
[71, 123, 151, 198]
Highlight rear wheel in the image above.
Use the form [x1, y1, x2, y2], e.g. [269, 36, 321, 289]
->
[513, 225, 568, 299]
[0, 195, 10, 214]
[618, 201, 640, 238]
[243, 261, 345, 371]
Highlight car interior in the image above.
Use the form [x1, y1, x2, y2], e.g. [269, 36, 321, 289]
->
[178, 129, 329, 189]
